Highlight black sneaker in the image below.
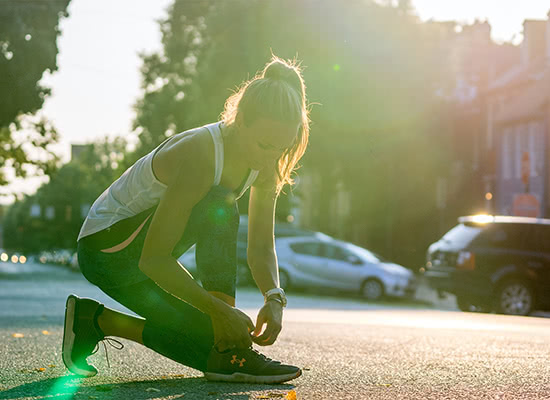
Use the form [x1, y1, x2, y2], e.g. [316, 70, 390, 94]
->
[62, 294, 106, 377]
[205, 346, 302, 384]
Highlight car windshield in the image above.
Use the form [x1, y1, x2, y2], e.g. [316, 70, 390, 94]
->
[343, 243, 381, 263]
[441, 223, 482, 247]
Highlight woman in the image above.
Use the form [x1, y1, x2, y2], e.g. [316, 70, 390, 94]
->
[62, 55, 310, 384]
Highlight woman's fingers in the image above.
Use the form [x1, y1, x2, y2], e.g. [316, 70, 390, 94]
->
[234, 308, 255, 333]
[253, 312, 266, 337]
[245, 315, 255, 333]
[253, 320, 282, 346]
[213, 308, 257, 349]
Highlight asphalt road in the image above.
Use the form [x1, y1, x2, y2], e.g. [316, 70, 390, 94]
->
[1, 261, 550, 399]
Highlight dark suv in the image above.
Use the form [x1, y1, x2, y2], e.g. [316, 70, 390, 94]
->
[424, 215, 550, 316]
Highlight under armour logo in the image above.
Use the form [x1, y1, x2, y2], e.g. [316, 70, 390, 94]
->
[231, 355, 246, 367]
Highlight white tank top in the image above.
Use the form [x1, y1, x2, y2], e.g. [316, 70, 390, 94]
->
[77, 121, 259, 241]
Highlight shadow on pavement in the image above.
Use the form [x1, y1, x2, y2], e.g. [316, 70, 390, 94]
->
[0, 375, 296, 400]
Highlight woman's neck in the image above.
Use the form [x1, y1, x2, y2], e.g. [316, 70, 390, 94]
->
[221, 122, 251, 175]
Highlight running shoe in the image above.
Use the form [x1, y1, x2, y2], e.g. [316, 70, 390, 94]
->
[205, 346, 302, 384]
[62, 294, 109, 377]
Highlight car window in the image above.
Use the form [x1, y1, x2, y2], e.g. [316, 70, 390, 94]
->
[344, 243, 380, 263]
[322, 244, 355, 262]
[290, 242, 321, 256]
[471, 224, 525, 250]
[442, 223, 482, 247]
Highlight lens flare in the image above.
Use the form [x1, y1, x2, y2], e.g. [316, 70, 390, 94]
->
[47, 375, 83, 398]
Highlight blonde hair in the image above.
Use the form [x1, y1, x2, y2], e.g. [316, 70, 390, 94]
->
[220, 54, 310, 194]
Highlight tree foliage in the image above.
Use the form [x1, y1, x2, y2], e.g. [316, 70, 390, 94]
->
[3, 137, 128, 252]
[0, 0, 70, 186]
[130, 0, 456, 267]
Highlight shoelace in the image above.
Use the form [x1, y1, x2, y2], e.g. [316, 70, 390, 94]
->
[92, 337, 124, 368]
[250, 347, 273, 363]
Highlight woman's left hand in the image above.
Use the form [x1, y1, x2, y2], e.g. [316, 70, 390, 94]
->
[252, 300, 283, 346]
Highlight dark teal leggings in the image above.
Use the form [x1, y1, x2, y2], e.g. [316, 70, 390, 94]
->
[77, 185, 240, 372]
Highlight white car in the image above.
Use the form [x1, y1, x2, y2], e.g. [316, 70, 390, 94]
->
[275, 236, 416, 301]
[178, 245, 199, 277]
[178, 234, 416, 301]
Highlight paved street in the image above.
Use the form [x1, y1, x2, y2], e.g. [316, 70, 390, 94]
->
[1, 260, 550, 399]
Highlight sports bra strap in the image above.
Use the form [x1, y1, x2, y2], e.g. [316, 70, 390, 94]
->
[204, 122, 224, 186]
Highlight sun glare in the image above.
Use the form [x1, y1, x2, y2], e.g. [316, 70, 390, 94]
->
[471, 214, 494, 224]
[412, 0, 550, 43]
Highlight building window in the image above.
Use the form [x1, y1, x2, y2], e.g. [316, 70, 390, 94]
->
[528, 122, 544, 177]
[502, 127, 512, 180]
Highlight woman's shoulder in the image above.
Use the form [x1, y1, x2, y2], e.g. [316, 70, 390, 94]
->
[152, 125, 215, 186]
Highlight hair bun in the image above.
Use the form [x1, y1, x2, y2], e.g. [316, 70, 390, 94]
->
[264, 62, 291, 79]
[264, 61, 302, 93]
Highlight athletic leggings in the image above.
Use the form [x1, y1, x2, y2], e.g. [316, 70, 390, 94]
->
[77, 185, 240, 372]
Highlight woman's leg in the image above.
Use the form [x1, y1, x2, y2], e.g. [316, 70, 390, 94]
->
[73, 186, 238, 372]
[96, 307, 145, 345]
[97, 278, 215, 372]
[194, 186, 240, 306]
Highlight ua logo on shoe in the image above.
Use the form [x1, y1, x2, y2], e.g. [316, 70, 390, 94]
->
[231, 355, 246, 367]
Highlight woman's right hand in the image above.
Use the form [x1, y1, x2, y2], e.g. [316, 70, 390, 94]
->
[210, 298, 255, 350]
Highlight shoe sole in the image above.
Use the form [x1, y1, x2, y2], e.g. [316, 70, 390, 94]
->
[62, 295, 96, 377]
[204, 369, 302, 384]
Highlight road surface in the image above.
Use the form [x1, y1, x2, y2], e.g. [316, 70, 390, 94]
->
[1, 260, 549, 399]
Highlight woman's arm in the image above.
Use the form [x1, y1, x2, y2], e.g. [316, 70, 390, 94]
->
[247, 168, 285, 346]
[138, 133, 254, 349]
[247, 169, 279, 293]
[139, 133, 216, 312]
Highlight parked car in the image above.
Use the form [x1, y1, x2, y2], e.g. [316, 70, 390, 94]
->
[36, 249, 79, 270]
[424, 215, 550, 316]
[179, 232, 415, 300]
[274, 235, 416, 300]
[235, 215, 321, 285]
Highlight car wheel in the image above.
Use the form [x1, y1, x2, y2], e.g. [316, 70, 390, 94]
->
[494, 279, 534, 316]
[279, 269, 290, 291]
[361, 278, 384, 301]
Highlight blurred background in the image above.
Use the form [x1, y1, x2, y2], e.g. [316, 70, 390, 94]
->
[1, 0, 550, 273]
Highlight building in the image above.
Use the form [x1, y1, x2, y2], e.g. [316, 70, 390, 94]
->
[485, 14, 550, 217]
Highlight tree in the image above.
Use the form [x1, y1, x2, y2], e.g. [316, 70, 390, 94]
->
[132, 0, 457, 267]
[3, 136, 128, 252]
[128, 1, 215, 168]
[0, 0, 70, 186]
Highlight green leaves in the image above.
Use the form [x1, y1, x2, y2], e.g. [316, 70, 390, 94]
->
[0, 0, 70, 187]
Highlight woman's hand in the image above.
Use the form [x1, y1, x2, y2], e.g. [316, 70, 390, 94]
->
[252, 300, 283, 346]
[210, 299, 255, 351]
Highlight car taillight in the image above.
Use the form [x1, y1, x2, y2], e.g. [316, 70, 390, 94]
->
[456, 251, 475, 270]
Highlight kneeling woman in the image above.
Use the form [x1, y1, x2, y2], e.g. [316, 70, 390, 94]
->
[63, 55, 310, 384]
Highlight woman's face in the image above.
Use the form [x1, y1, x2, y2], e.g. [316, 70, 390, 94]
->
[239, 118, 300, 170]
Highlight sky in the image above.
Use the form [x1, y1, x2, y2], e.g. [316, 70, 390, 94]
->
[2, 0, 550, 204]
